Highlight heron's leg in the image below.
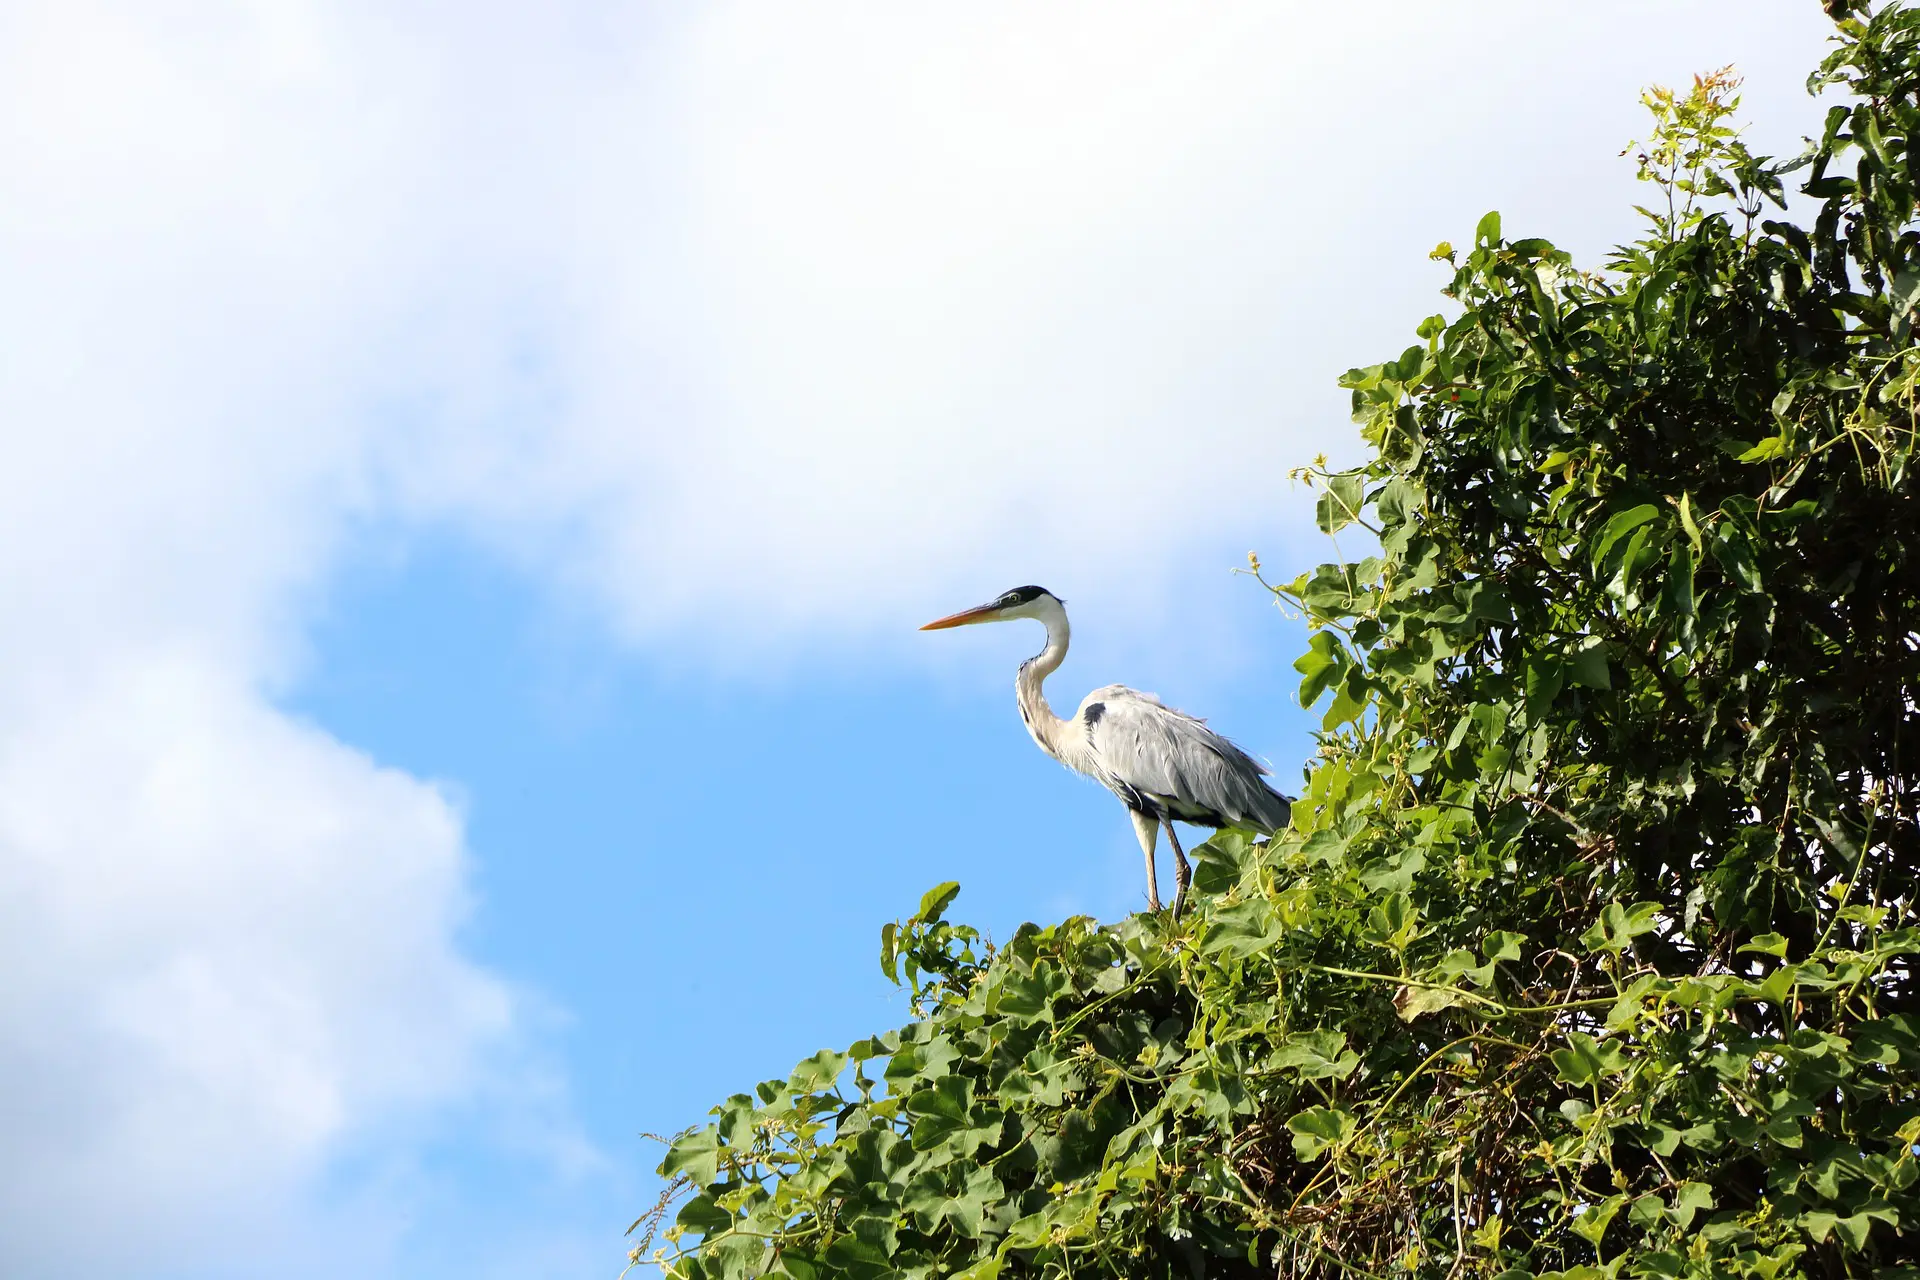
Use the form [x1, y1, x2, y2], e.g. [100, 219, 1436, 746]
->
[1163, 820, 1191, 920]
[1129, 809, 1161, 912]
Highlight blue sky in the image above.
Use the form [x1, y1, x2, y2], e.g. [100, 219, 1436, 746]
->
[0, 3, 1838, 1276]
[289, 530, 1317, 1276]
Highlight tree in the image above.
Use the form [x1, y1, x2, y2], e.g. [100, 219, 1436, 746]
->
[634, 8, 1920, 1277]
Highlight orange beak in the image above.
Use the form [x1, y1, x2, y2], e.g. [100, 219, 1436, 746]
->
[919, 603, 1004, 631]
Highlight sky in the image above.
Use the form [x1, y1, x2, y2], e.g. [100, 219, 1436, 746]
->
[0, 2, 1842, 1276]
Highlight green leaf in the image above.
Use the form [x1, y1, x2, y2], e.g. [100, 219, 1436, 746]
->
[1710, 525, 1763, 591]
[1567, 639, 1611, 690]
[1396, 982, 1465, 1020]
[1671, 1182, 1714, 1228]
[1591, 504, 1660, 571]
[885, 1035, 961, 1083]
[1738, 434, 1788, 462]
[1299, 825, 1350, 866]
[1738, 932, 1789, 958]
[1293, 631, 1347, 707]
[1803, 1203, 1898, 1251]
[1570, 1193, 1625, 1248]
[662, 1126, 723, 1188]
[1483, 930, 1526, 963]
[1524, 654, 1565, 720]
[1375, 477, 1418, 526]
[1200, 899, 1283, 958]
[1892, 267, 1920, 319]
[1580, 901, 1661, 954]
[675, 1192, 734, 1237]
[1316, 472, 1367, 534]
[787, 1048, 847, 1095]
[996, 970, 1058, 1022]
[1267, 1029, 1360, 1080]
[907, 1075, 975, 1150]
[918, 881, 961, 924]
[1677, 491, 1703, 552]
[1551, 1031, 1628, 1085]
[1286, 1106, 1355, 1160]
[1363, 892, 1419, 951]
[1475, 209, 1503, 245]
[880, 922, 899, 985]
[1662, 542, 1694, 626]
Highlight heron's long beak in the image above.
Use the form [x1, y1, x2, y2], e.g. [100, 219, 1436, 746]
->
[920, 603, 1004, 630]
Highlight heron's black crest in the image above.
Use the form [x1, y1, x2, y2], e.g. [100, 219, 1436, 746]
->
[998, 585, 1054, 607]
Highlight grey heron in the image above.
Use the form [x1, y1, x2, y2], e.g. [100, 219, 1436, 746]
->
[921, 585, 1291, 918]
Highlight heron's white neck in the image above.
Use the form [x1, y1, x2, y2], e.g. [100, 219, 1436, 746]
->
[1015, 600, 1074, 762]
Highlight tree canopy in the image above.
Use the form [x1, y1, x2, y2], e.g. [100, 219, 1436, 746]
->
[635, 7, 1920, 1277]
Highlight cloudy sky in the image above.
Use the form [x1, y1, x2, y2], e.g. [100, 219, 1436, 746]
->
[0, 2, 1839, 1275]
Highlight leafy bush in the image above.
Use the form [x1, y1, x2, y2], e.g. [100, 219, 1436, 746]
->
[635, 8, 1920, 1277]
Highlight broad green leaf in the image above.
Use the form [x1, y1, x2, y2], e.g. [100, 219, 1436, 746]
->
[1483, 930, 1526, 963]
[1570, 1193, 1625, 1248]
[1316, 472, 1367, 534]
[1738, 434, 1787, 462]
[1892, 266, 1920, 319]
[1293, 631, 1347, 707]
[995, 969, 1058, 1022]
[1200, 898, 1282, 959]
[662, 1126, 723, 1188]
[1567, 639, 1611, 690]
[675, 1192, 734, 1237]
[884, 1035, 961, 1084]
[1803, 1203, 1898, 1250]
[1396, 982, 1464, 1020]
[1581, 901, 1661, 954]
[1551, 1032, 1628, 1085]
[1375, 477, 1419, 525]
[918, 881, 962, 924]
[1286, 1106, 1355, 1160]
[1363, 892, 1419, 951]
[787, 1048, 847, 1095]
[1267, 1029, 1360, 1080]
[1524, 654, 1565, 720]
[1591, 504, 1660, 571]
[1709, 525, 1763, 591]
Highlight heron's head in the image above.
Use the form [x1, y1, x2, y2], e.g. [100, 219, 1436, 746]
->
[920, 585, 1064, 631]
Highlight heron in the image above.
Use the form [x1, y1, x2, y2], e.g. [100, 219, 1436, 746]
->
[921, 585, 1291, 918]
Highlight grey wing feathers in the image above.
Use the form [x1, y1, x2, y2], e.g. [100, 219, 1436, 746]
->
[1080, 685, 1292, 832]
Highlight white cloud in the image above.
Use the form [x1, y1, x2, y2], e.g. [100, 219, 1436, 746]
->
[435, 0, 1838, 666]
[0, 0, 1844, 1272]
[0, 656, 510, 1274]
[0, 3, 554, 1273]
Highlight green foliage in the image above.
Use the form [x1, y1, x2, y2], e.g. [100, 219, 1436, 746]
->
[637, 9, 1920, 1277]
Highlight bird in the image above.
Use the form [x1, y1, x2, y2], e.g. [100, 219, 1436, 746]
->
[921, 585, 1291, 918]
